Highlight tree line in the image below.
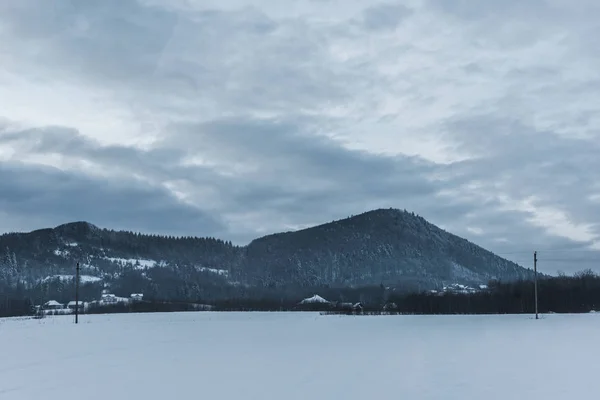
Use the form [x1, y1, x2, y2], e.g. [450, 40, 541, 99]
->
[3, 269, 600, 317]
[335, 269, 600, 315]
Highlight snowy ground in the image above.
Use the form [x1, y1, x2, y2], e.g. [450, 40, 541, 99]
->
[1, 312, 599, 399]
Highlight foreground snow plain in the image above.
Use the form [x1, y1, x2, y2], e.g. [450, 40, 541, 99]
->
[1, 312, 599, 399]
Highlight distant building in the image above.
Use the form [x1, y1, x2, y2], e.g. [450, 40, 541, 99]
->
[130, 293, 144, 302]
[299, 294, 329, 304]
[67, 301, 85, 312]
[352, 303, 364, 314]
[43, 300, 64, 310]
[443, 283, 479, 294]
[101, 293, 118, 304]
[99, 293, 129, 305]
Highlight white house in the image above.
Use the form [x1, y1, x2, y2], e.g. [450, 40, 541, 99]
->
[130, 293, 144, 301]
[43, 300, 64, 310]
[67, 301, 85, 312]
[99, 293, 129, 305]
[101, 293, 118, 304]
[299, 294, 329, 304]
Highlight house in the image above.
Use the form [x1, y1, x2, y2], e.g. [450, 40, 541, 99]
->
[67, 301, 85, 312]
[43, 300, 64, 310]
[443, 283, 478, 294]
[99, 293, 129, 305]
[299, 295, 329, 304]
[101, 293, 118, 304]
[130, 293, 144, 302]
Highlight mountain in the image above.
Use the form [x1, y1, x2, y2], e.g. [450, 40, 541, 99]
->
[0, 209, 534, 304]
[240, 209, 533, 287]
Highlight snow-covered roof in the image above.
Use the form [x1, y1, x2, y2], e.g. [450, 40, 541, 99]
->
[300, 295, 329, 304]
[44, 300, 62, 306]
[67, 301, 85, 306]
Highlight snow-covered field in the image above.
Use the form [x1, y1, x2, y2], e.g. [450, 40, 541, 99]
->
[1, 312, 599, 399]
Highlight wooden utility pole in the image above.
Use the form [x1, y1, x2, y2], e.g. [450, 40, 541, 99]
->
[75, 262, 80, 324]
[534, 251, 538, 320]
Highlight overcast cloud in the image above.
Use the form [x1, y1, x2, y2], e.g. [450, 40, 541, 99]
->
[1, 0, 600, 274]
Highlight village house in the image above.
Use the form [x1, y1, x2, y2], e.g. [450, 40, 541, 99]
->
[67, 301, 85, 312]
[43, 300, 64, 310]
[101, 293, 118, 304]
[130, 293, 144, 302]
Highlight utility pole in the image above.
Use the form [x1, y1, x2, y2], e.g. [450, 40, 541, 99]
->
[534, 251, 538, 320]
[75, 261, 80, 324]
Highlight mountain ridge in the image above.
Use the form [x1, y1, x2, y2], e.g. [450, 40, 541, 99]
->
[0, 208, 534, 303]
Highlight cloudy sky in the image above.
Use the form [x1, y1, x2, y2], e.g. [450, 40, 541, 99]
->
[1, 0, 600, 274]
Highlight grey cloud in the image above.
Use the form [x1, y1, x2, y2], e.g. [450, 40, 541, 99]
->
[0, 161, 225, 237]
[0, 119, 465, 243]
[0, 0, 179, 83]
[165, 116, 440, 206]
[0, 0, 350, 117]
[438, 114, 600, 253]
[362, 3, 413, 31]
[426, 0, 554, 20]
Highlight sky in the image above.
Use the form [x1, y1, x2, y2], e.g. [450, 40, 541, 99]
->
[1, 0, 600, 274]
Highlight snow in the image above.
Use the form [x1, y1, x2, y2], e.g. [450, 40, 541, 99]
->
[197, 266, 229, 276]
[53, 249, 69, 257]
[104, 257, 159, 269]
[451, 262, 482, 281]
[443, 283, 480, 294]
[66, 242, 79, 247]
[300, 294, 329, 304]
[42, 275, 102, 283]
[1, 313, 600, 399]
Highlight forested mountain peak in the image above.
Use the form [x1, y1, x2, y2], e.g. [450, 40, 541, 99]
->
[0, 208, 534, 304]
[242, 208, 532, 288]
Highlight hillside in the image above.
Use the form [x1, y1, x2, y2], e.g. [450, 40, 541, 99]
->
[0, 221, 242, 303]
[241, 209, 533, 287]
[0, 209, 534, 305]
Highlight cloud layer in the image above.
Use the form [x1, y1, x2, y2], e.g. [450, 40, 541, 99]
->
[1, 0, 600, 274]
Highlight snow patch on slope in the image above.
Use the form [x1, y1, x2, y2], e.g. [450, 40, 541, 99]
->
[104, 257, 165, 270]
[42, 275, 102, 283]
[53, 249, 70, 257]
[197, 267, 229, 276]
[451, 262, 484, 282]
